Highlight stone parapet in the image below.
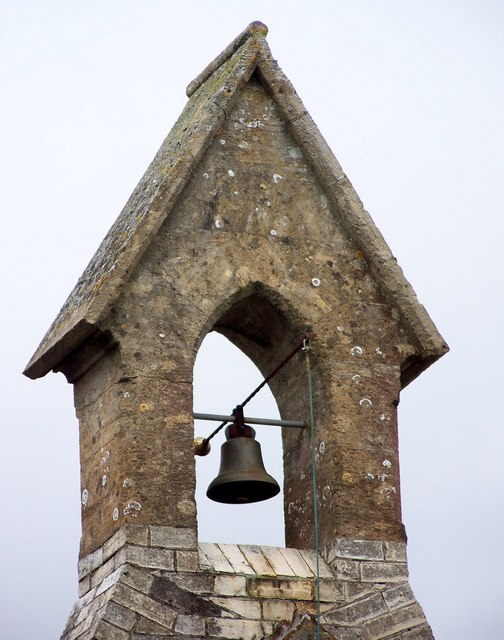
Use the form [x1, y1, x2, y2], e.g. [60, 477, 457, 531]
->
[63, 527, 433, 639]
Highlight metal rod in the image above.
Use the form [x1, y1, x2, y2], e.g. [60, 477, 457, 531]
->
[193, 412, 306, 428]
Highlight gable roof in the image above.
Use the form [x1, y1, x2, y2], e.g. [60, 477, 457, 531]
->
[24, 21, 448, 382]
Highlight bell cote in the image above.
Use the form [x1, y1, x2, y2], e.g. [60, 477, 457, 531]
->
[24, 21, 448, 560]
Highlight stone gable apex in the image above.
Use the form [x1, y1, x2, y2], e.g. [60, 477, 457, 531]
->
[24, 21, 447, 382]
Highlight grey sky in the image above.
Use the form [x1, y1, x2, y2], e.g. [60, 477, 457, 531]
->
[1, 2, 503, 639]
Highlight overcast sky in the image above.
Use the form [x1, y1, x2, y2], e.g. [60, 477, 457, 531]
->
[1, 2, 503, 639]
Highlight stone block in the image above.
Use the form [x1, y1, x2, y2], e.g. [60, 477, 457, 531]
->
[322, 593, 387, 626]
[112, 583, 176, 629]
[214, 575, 247, 596]
[95, 620, 130, 640]
[343, 581, 383, 603]
[121, 564, 155, 595]
[77, 586, 103, 611]
[298, 550, 334, 578]
[170, 572, 215, 594]
[75, 592, 103, 627]
[262, 599, 296, 621]
[207, 617, 265, 640]
[211, 597, 262, 619]
[382, 583, 415, 610]
[113, 547, 127, 571]
[278, 548, 313, 578]
[78, 574, 91, 597]
[176, 549, 200, 572]
[151, 575, 222, 617]
[318, 578, 344, 603]
[260, 546, 296, 577]
[219, 544, 256, 575]
[91, 554, 117, 590]
[102, 601, 137, 631]
[150, 525, 197, 549]
[383, 541, 407, 562]
[78, 547, 103, 580]
[124, 524, 149, 546]
[326, 539, 384, 562]
[125, 545, 175, 571]
[403, 623, 435, 639]
[200, 542, 234, 573]
[247, 577, 313, 600]
[261, 621, 274, 636]
[363, 603, 427, 640]
[175, 614, 206, 635]
[134, 617, 174, 635]
[239, 545, 277, 577]
[360, 561, 408, 583]
[198, 547, 212, 571]
[66, 615, 98, 640]
[96, 566, 124, 596]
[333, 558, 360, 581]
[102, 528, 128, 562]
[323, 627, 367, 640]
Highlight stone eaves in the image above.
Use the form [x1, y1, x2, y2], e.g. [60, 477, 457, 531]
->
[24, 21, 448, 383]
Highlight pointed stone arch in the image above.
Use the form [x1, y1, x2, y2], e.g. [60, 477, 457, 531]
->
[192, 331, 284, 546]
[194, 281, 322, 549]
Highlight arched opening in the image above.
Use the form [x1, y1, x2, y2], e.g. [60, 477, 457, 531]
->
[193, 331, 284, 546]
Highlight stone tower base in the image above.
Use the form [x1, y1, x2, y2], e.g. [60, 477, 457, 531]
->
[62, 525, 434, 640]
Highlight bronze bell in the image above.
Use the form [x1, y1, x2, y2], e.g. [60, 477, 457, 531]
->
[207, 408, 280, 504]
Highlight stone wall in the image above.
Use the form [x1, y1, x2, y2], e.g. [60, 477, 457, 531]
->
[62, 525, 433, 640]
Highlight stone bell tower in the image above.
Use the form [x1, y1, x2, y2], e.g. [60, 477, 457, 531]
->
[25, 22, 448, 640]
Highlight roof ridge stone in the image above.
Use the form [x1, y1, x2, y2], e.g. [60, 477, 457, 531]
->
[186, 21, 268, 97]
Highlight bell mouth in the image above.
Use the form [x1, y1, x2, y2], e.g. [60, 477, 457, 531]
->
[207, 477, 280, 504]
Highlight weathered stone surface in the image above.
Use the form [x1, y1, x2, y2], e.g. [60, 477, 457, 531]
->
[133, 617, 174, 635]
[383, 541, 407, 563]
[151, 575, 223, 616]
[240, 545, 278, 577]
[95, 620, 131, 640]
[31, 22, 441, 640]
[278, 548, 313, 578]
[322, 593, 388, 626]
[218, 544, 256, 575]
[112, 583, 176, 629]
[176, 549, 200, 572]
[247, 578, 313, 601]
[125, 545, 175, 571]
[150, 526, 197, 550]
[332, 558, 360, 581]
[402, 624, 435, 639]
[121, 565, 155, 595]
[207, 617, 264, 640]
[174, 613, 206, 635]
[79, 547, 103, 579]
[211, 597, 262, 619]
[262, 599, 296, 621]
[96, 566, 124, 596]
[169, 572, 215, 595]
[360, 561, 409, 583]
[214, 575, 247, 597]
[363, 603, 427, 640]
[200, 542, 234, 573]
[325, 539, 384, 562]
[102, 601, 138, 631]
[382, 583, 416, 611]
[319, 579, 344, 603]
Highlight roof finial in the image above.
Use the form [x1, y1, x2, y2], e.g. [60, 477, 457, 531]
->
[186, 21, 269, 97]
